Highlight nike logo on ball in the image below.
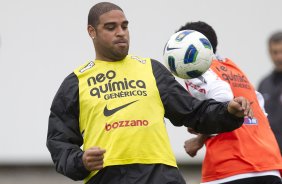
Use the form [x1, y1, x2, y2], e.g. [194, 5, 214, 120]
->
[103, 100, 139, 117]
[166, 45, 180, 51]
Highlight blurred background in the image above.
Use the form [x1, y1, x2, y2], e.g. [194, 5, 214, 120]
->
[0, 0, 281, 183]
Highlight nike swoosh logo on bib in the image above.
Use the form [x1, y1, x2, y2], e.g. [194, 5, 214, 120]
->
[103, 100, 139, 117]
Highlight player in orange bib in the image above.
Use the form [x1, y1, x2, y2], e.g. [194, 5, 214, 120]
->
[180, 21, 282, 184]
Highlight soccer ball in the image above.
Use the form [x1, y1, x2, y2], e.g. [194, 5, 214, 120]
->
[163, 30, 214, 79]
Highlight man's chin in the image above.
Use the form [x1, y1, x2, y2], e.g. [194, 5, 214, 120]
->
[114, 51, 128, 61]
[275, 62, 282, 72]
[109, 54, 127, 61]
[276, 67, 282, 72]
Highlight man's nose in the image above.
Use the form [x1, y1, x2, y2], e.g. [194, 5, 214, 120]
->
[116, 26, 126, 36]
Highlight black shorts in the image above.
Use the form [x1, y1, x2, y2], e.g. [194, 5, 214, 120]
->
[221, 175, 282, 184]
[87, 164, 186, 184]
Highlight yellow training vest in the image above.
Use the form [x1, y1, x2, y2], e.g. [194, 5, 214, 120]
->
[73, 55, 177, 182]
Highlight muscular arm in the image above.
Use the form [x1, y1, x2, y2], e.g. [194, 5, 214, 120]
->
[46, 73, 90, 180]
[151, 59, 244, 134]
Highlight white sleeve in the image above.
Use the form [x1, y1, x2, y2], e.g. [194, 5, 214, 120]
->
[185, 69, 233, 102]
[255, 90, 268, 116]
[184, 69, 234, 137]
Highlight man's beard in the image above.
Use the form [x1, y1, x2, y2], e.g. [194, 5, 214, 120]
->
[111, 47, 129, 61]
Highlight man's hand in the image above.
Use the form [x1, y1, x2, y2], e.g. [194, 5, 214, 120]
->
[228, 96, 253, 118]
[82, 147, 106, 171]
[184, 132, 210, 157]
[184, 137, 204, 157]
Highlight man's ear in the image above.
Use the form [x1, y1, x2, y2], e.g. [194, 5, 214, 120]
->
[87, 25, 96, 40]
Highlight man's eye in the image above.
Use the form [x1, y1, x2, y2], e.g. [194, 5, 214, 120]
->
[106, 26, 115, 30]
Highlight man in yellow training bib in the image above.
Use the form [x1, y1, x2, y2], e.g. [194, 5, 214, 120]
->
[46, 2, 252, 184]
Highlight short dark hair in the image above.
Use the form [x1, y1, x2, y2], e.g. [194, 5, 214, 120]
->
[268, 31, 282, 45]
[88, 2, 123, 28]
[177, 21, 218, 53]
